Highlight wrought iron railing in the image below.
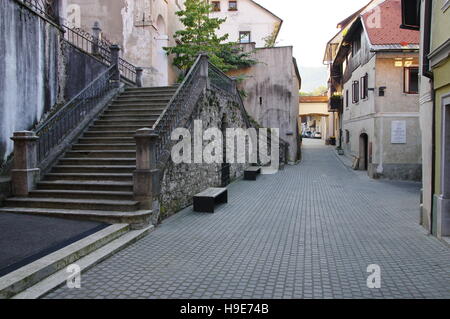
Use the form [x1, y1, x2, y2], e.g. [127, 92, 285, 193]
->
[119, 58, 137, 83]
[152, 55, 207, 164]
[35, 65, 115, 165]
[208, 62, 234, 93]
[62, 24, 137, 83]
[18, 0, 58, 22]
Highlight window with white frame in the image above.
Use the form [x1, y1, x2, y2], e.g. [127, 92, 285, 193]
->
[404, 67, 419, 94]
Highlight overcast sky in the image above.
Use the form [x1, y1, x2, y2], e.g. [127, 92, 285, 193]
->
[255, 0, 370, 67]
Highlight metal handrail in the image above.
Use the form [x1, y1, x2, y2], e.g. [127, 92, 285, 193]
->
[35, 65, 116, 164]
[152, 55, 206, 163]
[62, 24, 137, 83]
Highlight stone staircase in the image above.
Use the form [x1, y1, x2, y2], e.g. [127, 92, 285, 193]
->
[0, 86, 178, 227]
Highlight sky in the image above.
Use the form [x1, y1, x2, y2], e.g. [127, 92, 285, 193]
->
[254, 0, 371, 67]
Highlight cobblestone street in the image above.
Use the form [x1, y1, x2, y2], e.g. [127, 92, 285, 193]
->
[45, 139, 450, 299]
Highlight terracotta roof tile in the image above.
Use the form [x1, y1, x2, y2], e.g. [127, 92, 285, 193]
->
[362, 0, 419, 46]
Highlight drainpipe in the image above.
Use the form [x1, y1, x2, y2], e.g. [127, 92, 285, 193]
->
[422, 0, 435, 233]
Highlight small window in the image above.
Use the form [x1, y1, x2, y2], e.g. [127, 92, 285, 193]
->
[352, 81, 359, 103]
[404, 67, 419, 94]
[361, 73, 368, 99]
[211, 1, 221, 12]
[229, 1, 238, 11]
[345, 130, 350, 144]
[345, 90, 349, 108]
[239, 31, 251, 43]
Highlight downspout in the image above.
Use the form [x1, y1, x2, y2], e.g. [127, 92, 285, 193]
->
[422, 0, 435, 233]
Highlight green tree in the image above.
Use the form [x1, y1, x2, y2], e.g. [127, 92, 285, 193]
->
[164, 0, 256, 73]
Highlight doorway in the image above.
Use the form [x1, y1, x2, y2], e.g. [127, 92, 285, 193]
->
[359, 133, 369, 171]
[155, 15, 168, 86]
[221, 115, 230, 187]
[439, 94, 450, 236]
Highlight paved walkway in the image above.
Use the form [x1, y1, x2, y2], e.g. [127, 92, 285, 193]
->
[45, 139, 450, 299]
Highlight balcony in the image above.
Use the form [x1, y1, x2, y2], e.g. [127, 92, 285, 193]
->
[328, 95, 343, 113]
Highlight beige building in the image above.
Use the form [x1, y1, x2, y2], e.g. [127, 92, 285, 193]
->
[299, 96, 335, 142]
[61, 0, 185, 86]
[209, 0, 282, 48]
[228, 44, 301, 163]
[334, 0, 422, 180]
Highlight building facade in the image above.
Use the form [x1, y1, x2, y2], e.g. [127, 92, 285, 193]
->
[61, 0, 186, 87]
[228, 44, 301, 163]
[401, 0, 450, 239]
[209, 0, 282, 48]
[299, 96, 333, 142]
[331, 0, 422, 181]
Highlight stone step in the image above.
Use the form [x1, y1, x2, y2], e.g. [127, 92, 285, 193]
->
[83, 131, 137, 138]
[116, 95, 174, 101]
[102, 109, 164, 116]
[71, 143, 136, 151]
[89, 125, 153, 131]
[58, 158, 136, 166]
[28, 189, 134, 201]
[111, 100, 170, 106]
[124, 86, 178, 92]
[44, 173, 133, 182]
[11, 225, 153, 299]
[0, 207, 152, 228]
[0, 224, 131, 299]
[64, 150, 136, 158]
[77, 137, 135, 144]
[94, 119, 154, 126]
[108, 104, 166, 110]
[52, 165, 136, 174]
[98, 115, 160, 121]
[36, 180, 133, 192]
[4, 197, 140, 212]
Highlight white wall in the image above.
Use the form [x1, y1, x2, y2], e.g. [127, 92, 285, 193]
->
[210, 0, 281, 48]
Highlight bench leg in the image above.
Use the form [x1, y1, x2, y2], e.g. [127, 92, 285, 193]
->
[217, 190, 228, 204]
[194, 197, 215, 213]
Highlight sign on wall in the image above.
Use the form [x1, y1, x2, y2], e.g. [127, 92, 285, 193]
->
[391, 120, 407, 144]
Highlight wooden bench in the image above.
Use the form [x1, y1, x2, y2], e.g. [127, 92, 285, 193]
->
[244, 166, 261, 181]
[193, 187, 228, 213]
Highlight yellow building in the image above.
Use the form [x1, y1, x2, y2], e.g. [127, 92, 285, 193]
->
[402, 0, 450, 239]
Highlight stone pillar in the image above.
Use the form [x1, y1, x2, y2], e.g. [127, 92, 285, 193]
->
[133, 128, 160, 210]
[92, 21, 102, 56]
[136, 67, 144, 88]
[10, 131, 40, 196]
[110, 44, 121, 88]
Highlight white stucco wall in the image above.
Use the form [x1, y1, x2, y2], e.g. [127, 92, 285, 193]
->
[61, 0, 182, 86]
[210, 0, 281, 48]
[342, 52, 422, 180]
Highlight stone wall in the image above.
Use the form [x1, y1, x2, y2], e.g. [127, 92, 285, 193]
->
[0, 0, 64, 168]
[159, 89, 249, 219]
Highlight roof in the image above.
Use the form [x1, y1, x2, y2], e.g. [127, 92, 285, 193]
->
[361, 0, 419, 46]
[299, 96, 329, 103]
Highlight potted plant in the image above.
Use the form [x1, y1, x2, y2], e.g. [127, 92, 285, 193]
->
[330, 93, 343, 110]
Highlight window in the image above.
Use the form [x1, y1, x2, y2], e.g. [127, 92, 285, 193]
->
[404, 67, 419, 94]
[361, 73, 368, 99]
[401, 0, 421, 30]
[229, 1, 238, 11]
[352, 81, 359, 103]
[345, 130, 350, 144]
[239, 31, 251, 43]
[211, 1, 220, 12]
[345, 90, 349, 108]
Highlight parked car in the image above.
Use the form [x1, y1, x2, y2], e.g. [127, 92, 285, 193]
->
[303, 131, 312, 138]
[313, 132, 322, 139]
